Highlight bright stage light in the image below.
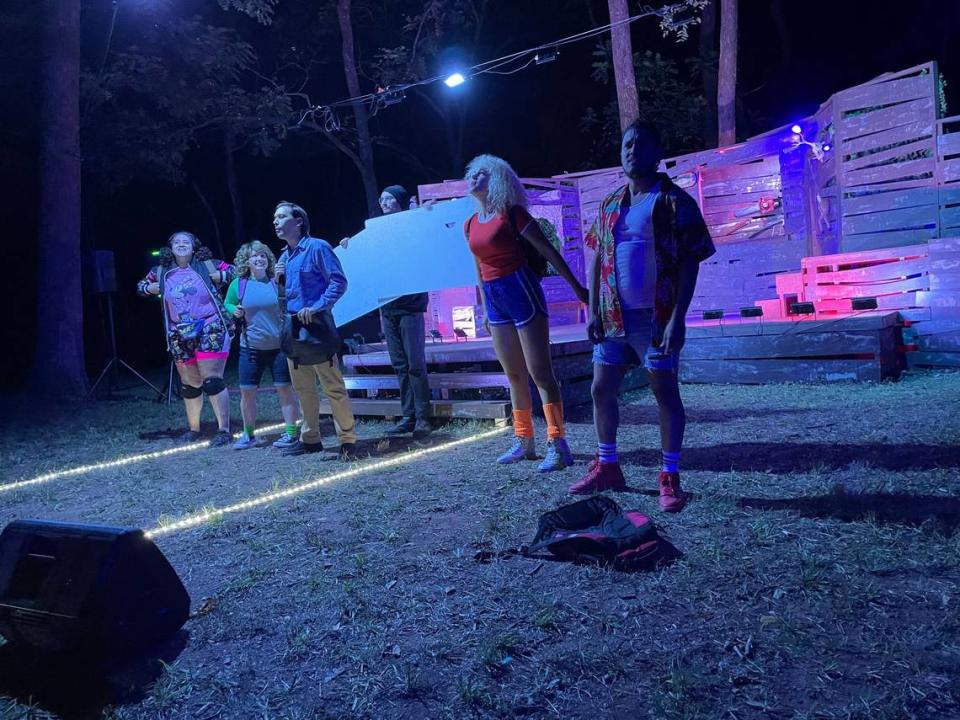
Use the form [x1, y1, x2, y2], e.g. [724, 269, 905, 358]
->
[791, 124, 802, 135]
[0, 423, 288, 494]
[146, 427, 505, 538]
[822, 143, 831, 152]
[444, 72, 466, 88]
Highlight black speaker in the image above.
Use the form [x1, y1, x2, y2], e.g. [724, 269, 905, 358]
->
[0, 520, 190, 657]
[86, 250, 117, 294]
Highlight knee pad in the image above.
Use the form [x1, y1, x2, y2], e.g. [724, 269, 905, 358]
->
[181, 384, 203, 399]
[201, 377, 226, 396]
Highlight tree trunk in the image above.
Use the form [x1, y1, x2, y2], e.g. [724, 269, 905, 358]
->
[30, 0, 87, 397]
[224, 127, 244, 254]
[699, 0, 718, 148]
[191, 179, 225, 261]
[337, 0, 379, 217]
[608, 0, 639, 132]
[718, 0, 738, 146]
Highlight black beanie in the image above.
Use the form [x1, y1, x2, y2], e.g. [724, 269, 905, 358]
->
[383, 185, 410, 209]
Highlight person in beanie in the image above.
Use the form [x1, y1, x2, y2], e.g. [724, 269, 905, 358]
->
[344, 185, 433, 437]
[569, 121, 715, 512]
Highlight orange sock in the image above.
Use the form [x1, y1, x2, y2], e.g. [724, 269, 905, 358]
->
[512, 408, 534, 438]
[543, 401, 565, 439]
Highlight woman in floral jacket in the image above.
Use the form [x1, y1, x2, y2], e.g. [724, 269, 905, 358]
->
[138, 231, 236, 447]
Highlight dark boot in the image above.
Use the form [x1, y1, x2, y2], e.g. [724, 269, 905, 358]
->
[412, 419, 432, 439]
[387, 417, 416, 435]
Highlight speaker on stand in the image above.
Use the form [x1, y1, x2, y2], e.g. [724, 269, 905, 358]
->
[86, 250, 165, 400]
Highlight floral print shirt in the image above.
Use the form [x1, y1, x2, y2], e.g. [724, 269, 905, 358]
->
[585, 174, 715, 338]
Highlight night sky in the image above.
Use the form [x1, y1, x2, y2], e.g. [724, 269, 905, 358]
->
[1, 0, 957, 390]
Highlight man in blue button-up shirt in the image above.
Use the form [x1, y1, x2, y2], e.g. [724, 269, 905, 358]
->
[274, 201, 357, 459]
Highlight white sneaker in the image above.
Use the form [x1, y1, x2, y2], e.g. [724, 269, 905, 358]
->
[497, 436, 537, 464]
[272, 433, 298, 449]
[234, 432, 256, 450]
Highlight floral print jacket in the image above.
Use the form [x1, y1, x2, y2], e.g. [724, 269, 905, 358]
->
[585, 173, 716, 338]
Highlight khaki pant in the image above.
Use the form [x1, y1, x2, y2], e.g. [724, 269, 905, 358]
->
[288, 356, 357, 445]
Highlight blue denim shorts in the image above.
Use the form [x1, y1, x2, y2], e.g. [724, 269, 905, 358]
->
[482, 266, 549, 328]
[238, 346, 292, 389]
[592, 308, 680, 372]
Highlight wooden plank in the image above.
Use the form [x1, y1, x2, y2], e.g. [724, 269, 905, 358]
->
[841, 120, 935, 156]
[843, 158, 935, 188]
[811, 276, 930, 300]
[711, 216, 786, 240]
[686, 311, 902, 337]
[939, 132, 960, 158]
[916, 290, 960, 307]
[843, 137, 934, 172]
[930, 259, 960, 276]
[915, 331, 960, 352]
[941, 159, 960, 184]
[838, 97, 935, 141]
[321, 397, 512, 420]
[803, 243, 928, 267]
[702, 175, 781, 198]
[928, 236, 960, 252]
[907, 351, 960, 368]
[344, 372, 510, 392]
[809, 257, 929, 284]
[842, 187, 938, 216]
[701, 156, 780, 182]
[681, 358, 883, 384]
[840, 227, 937, 252]
[682, 330, 884, 360]
[841, 204, 938, 236]
[703, 203, 783, 225]
[836, 74, 932, 113]
[929, 273, 960, 291]
[941, 206, 960, 231]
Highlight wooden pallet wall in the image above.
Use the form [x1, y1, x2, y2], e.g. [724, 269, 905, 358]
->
[939, 116, 960, 236]
[834, 63, 941, 252]
[907, 236, 960, 368]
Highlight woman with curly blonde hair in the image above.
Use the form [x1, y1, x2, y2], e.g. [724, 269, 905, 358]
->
[463, 154, 589, 471]
[224, 240, 300, 450]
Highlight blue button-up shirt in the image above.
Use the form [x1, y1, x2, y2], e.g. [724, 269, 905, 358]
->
[281, 236, 347, 313]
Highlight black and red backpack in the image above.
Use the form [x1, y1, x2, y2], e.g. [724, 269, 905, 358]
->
[524, 496, 679, 571]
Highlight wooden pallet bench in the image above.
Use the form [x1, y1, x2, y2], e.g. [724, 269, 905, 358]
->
[681, 312, 904, 384]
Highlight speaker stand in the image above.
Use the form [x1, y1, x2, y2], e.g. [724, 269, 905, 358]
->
[87, 292, 165, 401]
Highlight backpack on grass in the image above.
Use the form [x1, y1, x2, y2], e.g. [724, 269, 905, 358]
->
[524, 496, 679, 571]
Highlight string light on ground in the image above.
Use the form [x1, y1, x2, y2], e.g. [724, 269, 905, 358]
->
[0, 423, 287, 494]
[146, 427, 506, 538]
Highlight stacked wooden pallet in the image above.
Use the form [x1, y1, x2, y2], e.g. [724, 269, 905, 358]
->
[681, 313, 904, 384]
[340, 324, 648, 419]
[907, 236, 960, 367]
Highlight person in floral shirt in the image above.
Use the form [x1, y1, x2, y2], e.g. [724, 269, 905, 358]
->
[568, 120, 715, 511]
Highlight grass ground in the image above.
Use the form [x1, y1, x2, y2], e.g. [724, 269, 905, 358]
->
[1, 369, 959, 719]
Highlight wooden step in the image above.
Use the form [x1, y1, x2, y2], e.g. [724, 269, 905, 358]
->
[318, 397, 511, 420]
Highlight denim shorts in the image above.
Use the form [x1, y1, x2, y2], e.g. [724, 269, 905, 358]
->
[482, 265, 548, 328]
[238, 346, 292, 389]
[592, 308, 680, 372]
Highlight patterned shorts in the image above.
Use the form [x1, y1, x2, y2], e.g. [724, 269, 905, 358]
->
[168, 318, 231, 364]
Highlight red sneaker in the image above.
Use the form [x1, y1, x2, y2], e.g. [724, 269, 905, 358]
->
[568, 460, 626, 495]
[658, 471, 689, 513]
